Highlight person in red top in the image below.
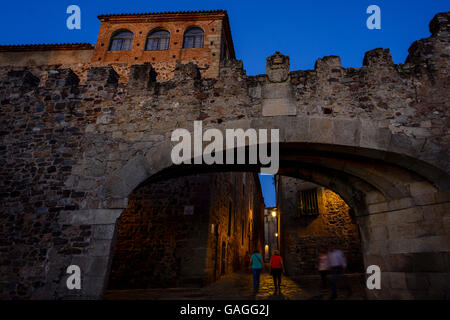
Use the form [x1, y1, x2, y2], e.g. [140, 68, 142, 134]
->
[270, 250, 285, 294]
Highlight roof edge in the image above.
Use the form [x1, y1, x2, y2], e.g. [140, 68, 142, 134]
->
[0, 43, 95, 52]
[97, 9, 227, 19]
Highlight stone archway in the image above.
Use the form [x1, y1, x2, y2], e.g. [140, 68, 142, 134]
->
[61, 119, 449, 299]
[2, 12, 449, 300]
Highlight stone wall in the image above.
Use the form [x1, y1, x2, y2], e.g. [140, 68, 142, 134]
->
[0, 47, 93, 67]
[107, 172, 264, 289]
[278, 177, 363, 275]
[108, 174, 211, 289]
[0, 12, 449, 299]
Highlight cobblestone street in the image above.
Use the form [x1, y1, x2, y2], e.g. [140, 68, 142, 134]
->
[105, 268, 366, 300]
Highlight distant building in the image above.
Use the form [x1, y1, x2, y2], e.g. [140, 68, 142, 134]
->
[263, 206, 279, 262]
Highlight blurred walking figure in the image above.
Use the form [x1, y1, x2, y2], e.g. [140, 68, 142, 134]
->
[328, 246, 347, 299]
[318, 247, 329, 292]
[244, 251, 250, 269]
[270, 250, 285, 294]
[250, 249, 263, 293]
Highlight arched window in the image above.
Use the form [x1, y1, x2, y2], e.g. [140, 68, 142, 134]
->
[183, 27, 204, 49]
[146, 29, 170, 51]
[109, 30, 133, 51]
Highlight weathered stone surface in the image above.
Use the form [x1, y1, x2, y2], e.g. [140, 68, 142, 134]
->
[0, 11, 449, 301]
[262, 52, 296, 116]
[108, 172, 264, 289]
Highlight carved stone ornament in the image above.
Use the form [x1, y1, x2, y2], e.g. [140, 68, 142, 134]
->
[266, 51, 290, 83]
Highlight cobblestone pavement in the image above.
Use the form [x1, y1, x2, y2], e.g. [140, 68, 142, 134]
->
[105, 269, 366, 300]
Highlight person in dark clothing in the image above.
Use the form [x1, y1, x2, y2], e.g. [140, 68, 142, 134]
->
[318, 247, 329, 292]
[244, 251, 250, 269]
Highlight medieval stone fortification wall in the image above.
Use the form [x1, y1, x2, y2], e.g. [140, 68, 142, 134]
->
[0, 12, 449, 299]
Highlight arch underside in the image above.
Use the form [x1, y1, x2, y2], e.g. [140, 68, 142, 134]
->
[108, 142, 447, 215]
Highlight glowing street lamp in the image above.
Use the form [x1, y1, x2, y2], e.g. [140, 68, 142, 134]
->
[271, 210, 277, 217]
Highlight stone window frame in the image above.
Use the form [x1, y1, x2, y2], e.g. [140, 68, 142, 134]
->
[182, 26, 204, 49]
[108, 29, 134, 51]
[145, 28, 171, 51]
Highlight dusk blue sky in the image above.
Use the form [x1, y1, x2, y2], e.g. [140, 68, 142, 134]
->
[1, 1, 448, 206]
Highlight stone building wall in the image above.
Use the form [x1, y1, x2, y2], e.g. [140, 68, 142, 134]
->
[205, 172, 265, 283]
[278, 177, 364, 275]
[107, 174, 211, 289]
[107, 171, 264, 289]
[0, 46, 94, 67]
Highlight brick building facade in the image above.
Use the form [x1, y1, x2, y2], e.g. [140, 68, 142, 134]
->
[93, 10, 234, 81]
[0, 10, 235, 82]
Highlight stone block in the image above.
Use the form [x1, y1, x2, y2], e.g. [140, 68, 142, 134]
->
[104, 174, 131, 198]
[360, 119, 392, 150]
[89, 239, 114, 257]
[283, 117, 309, 143]
[365, 240, 389, 255]
[388, 272, 407, 289]
[405, 273, 430, 291]
[332, 118, 361, 146]
[261, 82, 297, 116]
[93, 209, 123, 225]
[370, 225, 389, 240]
[87, 66, 119, 86]
[385, 253, 413, 272]
[102, 197, 129, 209]
[363, 48, 394, 67]
[128, 64, 157, 90]
[314, 55, 342, 71]
[93, 224, 116, 240]
[429, 12, 450, 36]
[70, 256, 92, 272]
[45, 68, 79, 87]
[387, 207, 423, 225]
[7, 70, 40, 88]
[309, 117, 333, 144]
[58, 209, 122, 225]
[173, 62, 201, 81]
[368, 202, 388, 214]
[248, 85, 261, 98]
[87, 257, 110, 278]
[410, 252, 446, 272]
[82, 276, 106, 299]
